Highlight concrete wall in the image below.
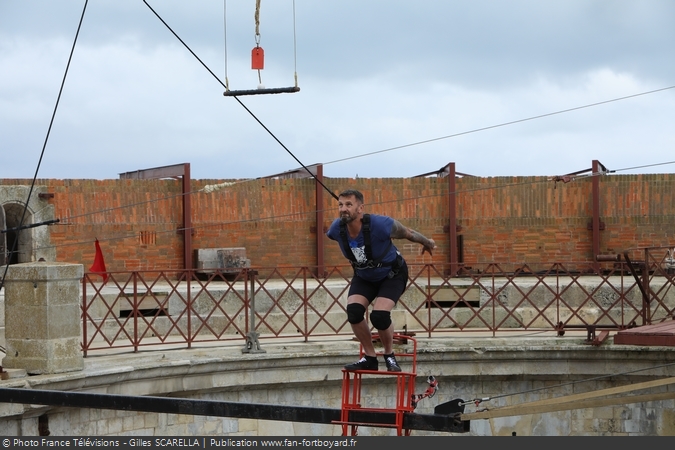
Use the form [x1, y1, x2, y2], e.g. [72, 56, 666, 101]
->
[0, 339, 674, 436]
[2, 173, 674, 272]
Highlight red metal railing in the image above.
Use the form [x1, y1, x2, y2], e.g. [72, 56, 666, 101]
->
[81, 250, 675, 356]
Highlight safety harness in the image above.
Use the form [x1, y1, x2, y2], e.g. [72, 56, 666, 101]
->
[339, 214, 395, 269]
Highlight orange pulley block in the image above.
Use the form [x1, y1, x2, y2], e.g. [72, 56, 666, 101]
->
[251, 46, 264, 70]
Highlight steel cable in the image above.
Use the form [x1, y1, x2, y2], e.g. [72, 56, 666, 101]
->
[0, 0, 89, 291]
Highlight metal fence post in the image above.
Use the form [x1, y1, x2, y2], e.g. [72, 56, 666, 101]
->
[242, 270, 265, 353]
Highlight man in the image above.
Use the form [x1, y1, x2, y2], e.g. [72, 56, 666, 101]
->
[327, 189, 436, 371]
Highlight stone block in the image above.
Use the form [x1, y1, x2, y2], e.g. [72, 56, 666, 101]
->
[3, 337, 82, 374]
[194, 248, 251, 271]
[2, 262, 84, 374]
[0, 401, 26, 419]
[427, 284, 480, 302]
[144, 413, 159, 429]
[258, 419, 294, 436]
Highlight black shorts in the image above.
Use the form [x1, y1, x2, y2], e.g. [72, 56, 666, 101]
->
[348, 261, 409, 304]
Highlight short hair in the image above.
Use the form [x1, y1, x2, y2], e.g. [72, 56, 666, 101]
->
[338, 189, 364, 204]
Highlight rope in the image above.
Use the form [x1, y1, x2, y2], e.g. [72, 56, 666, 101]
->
[223, 0, 229, 91]
[254, 0, 262, 86]
[461, 360, 675, 408]
[141, 0, 337, 201]
[292, 0, 298, 87]
[38, 152, 675, 240]
[223, 0, 300, 91]
[29, 161, 675, 254]
[134, 4, 675, 222]
[254, 0, 261, 43]
[322, 84, 675, 167]
[0, 0, 89, 292]
[202, 181, 237, 194]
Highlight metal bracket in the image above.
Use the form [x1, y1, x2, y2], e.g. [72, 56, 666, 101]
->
[242, 270, 265, 354]
[243, 331, 266, 354]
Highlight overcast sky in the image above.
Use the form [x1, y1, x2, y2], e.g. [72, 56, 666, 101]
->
[1, 0, 674, 180]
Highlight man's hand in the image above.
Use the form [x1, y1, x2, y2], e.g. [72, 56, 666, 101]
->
[421, 239, 436, 256]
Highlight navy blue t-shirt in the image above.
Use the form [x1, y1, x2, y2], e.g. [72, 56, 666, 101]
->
[327, 214, 401, 282]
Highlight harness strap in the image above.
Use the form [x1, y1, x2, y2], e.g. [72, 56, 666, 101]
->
[362, 214, 374, 262]
[339, 220, 357, 264]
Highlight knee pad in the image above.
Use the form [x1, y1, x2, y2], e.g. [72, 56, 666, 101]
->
[346, 303, 366, 324]
[370, 310, 392, 330]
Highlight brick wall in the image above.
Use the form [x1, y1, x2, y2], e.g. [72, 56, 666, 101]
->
[2, 173, 674, 271]
[455, 174, 675, 263]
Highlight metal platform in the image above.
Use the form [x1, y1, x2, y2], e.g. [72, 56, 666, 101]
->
[223, 86, 300, 96]
[613, 320, 675, 347]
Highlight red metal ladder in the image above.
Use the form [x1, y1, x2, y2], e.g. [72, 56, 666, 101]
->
[334, 334, 418, 436]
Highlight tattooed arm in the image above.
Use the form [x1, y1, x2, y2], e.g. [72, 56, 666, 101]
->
[390, 220, 436, 255]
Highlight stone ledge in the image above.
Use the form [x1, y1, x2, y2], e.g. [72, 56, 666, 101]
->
[4, 336, 674, 395]
[0, 369, 27, 380]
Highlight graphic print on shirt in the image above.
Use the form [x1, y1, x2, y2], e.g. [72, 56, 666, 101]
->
[350, 239, 367, 264]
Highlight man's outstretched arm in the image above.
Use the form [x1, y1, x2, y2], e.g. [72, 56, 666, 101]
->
[390, 220, 436, 255]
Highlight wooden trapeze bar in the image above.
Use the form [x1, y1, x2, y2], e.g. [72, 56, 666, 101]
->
[223, 86, 300, 97]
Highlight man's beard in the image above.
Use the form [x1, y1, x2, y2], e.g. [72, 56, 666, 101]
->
[340, 213, 355, 224]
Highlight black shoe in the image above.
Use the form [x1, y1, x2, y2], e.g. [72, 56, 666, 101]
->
[384, 354, 402, 372]
[344, 356, 378, 371]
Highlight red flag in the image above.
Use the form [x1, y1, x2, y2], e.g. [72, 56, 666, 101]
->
[89, 238, 108, 283]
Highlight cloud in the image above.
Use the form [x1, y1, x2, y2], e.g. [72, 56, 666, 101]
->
[1, 0, 674, 181]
